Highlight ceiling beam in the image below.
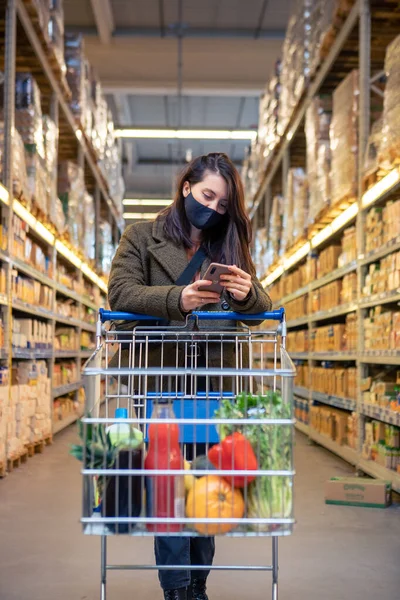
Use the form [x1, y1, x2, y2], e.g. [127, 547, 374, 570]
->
[89, 0, 115, 45]
[67, 25, 285, 40]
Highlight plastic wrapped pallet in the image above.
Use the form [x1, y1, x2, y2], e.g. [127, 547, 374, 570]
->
[65, 33, 88, 122]
[25, 147, 48, 215]
[282, 168, 308, 254]
[99, 221, 115, 275]
[83, 192, 95, 261]
[329, 69, 359, 204]
[15, 73, 45, 160]
[306, 97, 332, 224]
[379, 35, 400, 169]
[48, 0, 66, 76]
[278, 0, 312, 136]
[265, 195, 283, 268]
[0, 123, 31, 204]
[254, 227, 268, 279]
[58, 161, 85, 248]
[364, 117, 383, 174]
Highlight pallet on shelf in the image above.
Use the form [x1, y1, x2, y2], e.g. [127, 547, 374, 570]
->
[308, 193, 356, 238]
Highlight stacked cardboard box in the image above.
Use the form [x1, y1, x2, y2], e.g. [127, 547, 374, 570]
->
[55, 328, 78, 352]
[317, 244, 342, 277]
[329, 70, 359, 203]
[287, 330, 309, 353]
[347, 411, 359, 450]
[285, 295, 308, 321]
[310, 405, 349, 446]
[12, 272, 53, 310]
[338, 226, 357, 266]
[310, 324, 345, 352]
[365, 200, 400, 254]
[362, 374, 400, 412]
[306, 97, 332, 224]
[364, 307, 400, 351]
[311, 366, 357, 398]
[53, 361, 78, 387]
[295, 362, 309, 387]
[5, 361, 52, 459]
[363, 251, 400, 297]
[281, 168, 308, 256]
[12, 319, 53, 351]
[379, 34, 400, 168]
[341, 272, 358, 304]
[344, 313, 358, 352]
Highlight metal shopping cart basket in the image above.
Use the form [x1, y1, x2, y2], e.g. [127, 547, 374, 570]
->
[80, 308, 296, 600]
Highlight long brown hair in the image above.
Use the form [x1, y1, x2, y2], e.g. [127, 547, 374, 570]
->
[159, 153, 256, 277]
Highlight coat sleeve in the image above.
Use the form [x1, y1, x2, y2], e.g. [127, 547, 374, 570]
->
[108, 226, 186, 321]
[223, 276, 273, 326]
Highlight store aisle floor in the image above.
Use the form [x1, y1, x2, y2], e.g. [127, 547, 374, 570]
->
[0, 429, 399, 600]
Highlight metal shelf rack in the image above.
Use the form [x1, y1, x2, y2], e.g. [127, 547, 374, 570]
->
[0, 0, 113, 453]
[252, 0, 400, 490]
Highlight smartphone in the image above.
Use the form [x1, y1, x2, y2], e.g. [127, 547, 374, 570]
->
[198, 263, 232, 294]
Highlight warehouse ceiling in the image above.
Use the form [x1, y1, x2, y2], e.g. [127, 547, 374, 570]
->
[64, 0, 291, 218]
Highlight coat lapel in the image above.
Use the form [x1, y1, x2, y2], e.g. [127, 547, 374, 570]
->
[148, 218, 190, 282]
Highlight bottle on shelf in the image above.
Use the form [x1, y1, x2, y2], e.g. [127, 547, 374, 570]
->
[145, 401, 185, 533]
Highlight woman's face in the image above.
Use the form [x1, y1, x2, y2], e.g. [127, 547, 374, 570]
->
[183, 171, 229, 215]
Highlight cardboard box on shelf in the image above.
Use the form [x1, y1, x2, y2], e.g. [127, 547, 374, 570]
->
[325, 477, 391, 508]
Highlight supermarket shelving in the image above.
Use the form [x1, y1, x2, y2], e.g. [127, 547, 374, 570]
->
[359, 291, 400, 310]
[359, 353, 400, 366]
[309, 352, 357, 362]
[54, 350, 80, 359]
[308, 428, 359, 466]
[311, 303, 358, 322]
[358, 458, 400, 494]
[81, 350, 94, 359]
[359, 237, 400, 266]
[252, 0, 400, 484]
[312, 391, 357, 412]
[52, 381, 82, 399]
[295, 421, 310, 436]
[360, 404, 400, 427]
[53, 410, 84, 436]
[293, 386, 310, 399]
[13, 348, 53, 359]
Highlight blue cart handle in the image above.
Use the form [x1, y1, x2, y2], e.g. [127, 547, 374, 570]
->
[99, 307, 285, 323]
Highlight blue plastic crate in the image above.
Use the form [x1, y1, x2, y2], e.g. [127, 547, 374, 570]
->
[145, 392, 233, 444]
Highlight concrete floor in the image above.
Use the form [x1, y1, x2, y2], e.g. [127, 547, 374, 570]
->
[0, 429, 399, 600]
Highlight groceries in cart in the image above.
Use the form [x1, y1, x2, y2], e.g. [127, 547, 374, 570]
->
[73, 385, 294, 536]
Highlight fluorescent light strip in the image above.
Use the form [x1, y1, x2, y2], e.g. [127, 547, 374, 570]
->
[55, 240, 82, 269]
[123, 199, 173, 207]
[262, 265, 284, 288]
[0, 184, 10, 206]
[123, 212, 158, 220]
[284, 242, 310, 270]
[114, 128, 257, 141]
[311, 203, 358, 249]
[13, 200, 55, 245]
[361, 167, 400, 208]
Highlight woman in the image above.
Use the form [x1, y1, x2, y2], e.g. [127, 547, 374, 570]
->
[108, 153, 272, 600]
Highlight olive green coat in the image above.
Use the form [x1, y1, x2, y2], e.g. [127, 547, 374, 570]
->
[107, 218, 272, 387]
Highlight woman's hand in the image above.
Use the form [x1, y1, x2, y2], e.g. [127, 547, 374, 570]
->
[220, 265, 252, 302]
[180, 280, 221, 312]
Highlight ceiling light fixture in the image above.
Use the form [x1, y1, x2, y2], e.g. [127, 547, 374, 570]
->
[123, 212, 158, 220]
[114, 128, 257, 141]
[122, 199, 173, 206]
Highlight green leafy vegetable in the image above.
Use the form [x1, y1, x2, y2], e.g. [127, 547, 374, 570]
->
[214, 391, 293, 527]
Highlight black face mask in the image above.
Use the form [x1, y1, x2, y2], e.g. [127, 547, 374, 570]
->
[184, 191, 224, 230]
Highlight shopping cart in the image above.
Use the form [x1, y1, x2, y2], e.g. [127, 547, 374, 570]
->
[81, 308, 296, 600]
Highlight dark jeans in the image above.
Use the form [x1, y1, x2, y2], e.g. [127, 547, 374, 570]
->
[155, 535, 215, 590]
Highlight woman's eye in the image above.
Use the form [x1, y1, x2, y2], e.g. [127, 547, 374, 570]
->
[203, 193, 211, 199]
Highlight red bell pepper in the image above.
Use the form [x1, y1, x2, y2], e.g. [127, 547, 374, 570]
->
[208, 432, 258, 488]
